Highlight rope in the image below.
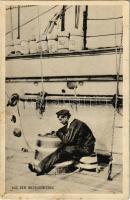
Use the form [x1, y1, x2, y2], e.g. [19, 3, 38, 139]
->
[107, 21, 118, 181]
[118, 26, 123, 79]
[113, 24, 123, 115]
[37, 6, 44, 93]
[6, 5, 36, 10]
[117, 26, 123, 117]
[88, 16, 123, 20]
[107, 20, 123, 181]
[36, 5, 72, 97]
[37, 6, 71, 92]
[16, 104, 33, 151]
[36, 7, 48, 119]
[10, 6, 14, 43]
[87, 32, 122, 38]
[115, 23, 119, 95]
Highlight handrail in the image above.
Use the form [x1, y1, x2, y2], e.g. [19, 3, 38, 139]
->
[6, 46, 123, 60]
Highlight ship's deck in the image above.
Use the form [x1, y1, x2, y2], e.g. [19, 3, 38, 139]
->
[5, 147, 122, 194]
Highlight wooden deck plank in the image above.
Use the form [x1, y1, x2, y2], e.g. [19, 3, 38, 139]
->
[6, 158, 122, 193]
[5, 143, 122, 193]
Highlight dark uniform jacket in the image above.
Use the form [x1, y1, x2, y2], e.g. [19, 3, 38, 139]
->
[56, 119, 96, 149]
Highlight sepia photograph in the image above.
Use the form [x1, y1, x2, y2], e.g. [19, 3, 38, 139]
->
[0, 1, 129, 199]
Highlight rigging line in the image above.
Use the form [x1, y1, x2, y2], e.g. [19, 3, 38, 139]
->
[115, 23, 119, 94]
[6, 5, 36, 10]
[6, 6, 58, 35]
[16, 104, 33, 151]
[107, 19, 122, 181]
[43, 7, 62, 35]
[110, 21, 120, 154]
[117, 25, 123, 77]
[87, 32, 122, 38]
[116, 25, 123, 116]
[88, 16, 123, 20]
[37, 6, 44, 93]
[115, 24, 123, 95]
[43, 5, 72, 35]
[113, 23, 123, 116]
[10, 6, 14, 43]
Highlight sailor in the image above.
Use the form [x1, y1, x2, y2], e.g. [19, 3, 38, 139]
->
[28, 109, 96, 175]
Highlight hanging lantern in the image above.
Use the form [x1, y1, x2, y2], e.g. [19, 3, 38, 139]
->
[67, 82, 77, 89]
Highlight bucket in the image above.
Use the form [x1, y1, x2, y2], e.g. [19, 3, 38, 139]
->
[34, 135, 61, 162]
[14, 39, 22, 54]
[47, 33, 57, 53]
[58, 31, 69, 52]
[29, 37, 37, 54]
[36, 135, 61, 149]
[69, 30, 83, 51]
[21, 40, 29, 54]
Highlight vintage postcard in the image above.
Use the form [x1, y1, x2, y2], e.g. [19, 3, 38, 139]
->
[0, 1, 129, 200]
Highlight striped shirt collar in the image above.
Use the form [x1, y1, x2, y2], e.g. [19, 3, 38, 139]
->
[67, 116, 75, 127]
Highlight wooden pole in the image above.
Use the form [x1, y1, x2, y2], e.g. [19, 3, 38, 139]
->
[83, 6, 88, 49]
[17, 5, 20, 39]
[75, 6, 80, 29]
[61, 5, 65, 31]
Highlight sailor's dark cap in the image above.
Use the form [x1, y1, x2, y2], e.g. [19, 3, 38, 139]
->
[56, 109, 71, 117]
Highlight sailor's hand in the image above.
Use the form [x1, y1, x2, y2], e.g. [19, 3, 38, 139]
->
[44, 131, 56, 136]
[50, 131, 56, 136]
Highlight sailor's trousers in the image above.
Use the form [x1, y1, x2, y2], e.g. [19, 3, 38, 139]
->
[38, 144, 95, 174]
